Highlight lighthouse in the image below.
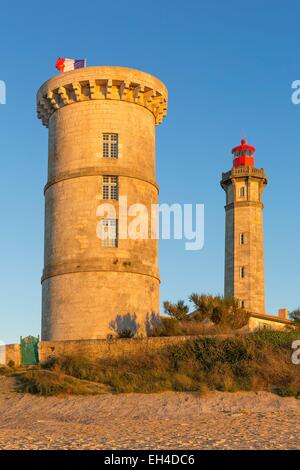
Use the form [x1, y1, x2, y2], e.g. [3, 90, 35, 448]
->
[221, 138, 268, 314]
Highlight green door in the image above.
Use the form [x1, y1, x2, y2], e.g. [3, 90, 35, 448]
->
[20, 336, 39, 366]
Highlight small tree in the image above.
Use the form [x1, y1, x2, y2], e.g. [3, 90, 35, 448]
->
[189, 293, 223, 321]
[189, 293, 250, 330]
[163, 300, 189, 321]
[211, 297, 250, 330]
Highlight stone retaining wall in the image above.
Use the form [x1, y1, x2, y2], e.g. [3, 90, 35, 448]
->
[3, 336, 194, 366]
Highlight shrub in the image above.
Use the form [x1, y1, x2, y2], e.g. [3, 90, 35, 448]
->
[152, 317, 184, 337]
[189, 293, 250, 329]
[41, 356, 57, 370]
[290, 308, 300, 324]
[109, 313, 140, 338]
[152, 317, 222, 337]
[163, 300, 189, 320]
[189, 293, 221, 321]
[117, 329, 135, 338]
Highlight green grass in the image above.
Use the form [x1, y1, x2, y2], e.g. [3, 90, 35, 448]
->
[12, 331, 300, 397]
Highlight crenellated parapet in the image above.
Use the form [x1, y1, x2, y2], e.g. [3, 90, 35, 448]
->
[37, 66, 168, 127]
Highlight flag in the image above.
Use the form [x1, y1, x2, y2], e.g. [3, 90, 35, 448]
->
[56, 58, 86, 73]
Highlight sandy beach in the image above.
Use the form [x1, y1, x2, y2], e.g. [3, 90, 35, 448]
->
[0, 376, 299, 450]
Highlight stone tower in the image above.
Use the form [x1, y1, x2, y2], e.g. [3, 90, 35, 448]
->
[37, 66, 168, 340]
[221, 138, 268, 314]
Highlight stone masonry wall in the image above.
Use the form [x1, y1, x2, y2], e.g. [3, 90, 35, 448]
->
[2, 336, 193, 366]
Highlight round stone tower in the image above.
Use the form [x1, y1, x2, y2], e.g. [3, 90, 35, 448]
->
[37, 66, 168, 340]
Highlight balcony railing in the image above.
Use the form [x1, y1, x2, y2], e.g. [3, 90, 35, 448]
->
[222, 167, 266, 180]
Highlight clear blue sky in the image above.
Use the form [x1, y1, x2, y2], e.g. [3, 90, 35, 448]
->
[1, 0, 299, 343]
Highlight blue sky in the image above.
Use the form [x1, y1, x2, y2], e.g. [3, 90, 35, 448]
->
[0, 0, 300, 343]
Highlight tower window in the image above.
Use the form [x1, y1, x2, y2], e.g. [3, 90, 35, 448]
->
[240, 266, 245, 279]
[103, 133, 118, 158]
[240, 187, 245, 197]
[240, 233, 245, 245]
[103, 176, 118, 200]
[100, 219, 118, 248]
[240, 300, 245, 309]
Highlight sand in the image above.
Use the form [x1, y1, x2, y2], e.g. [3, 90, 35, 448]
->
[0, 376, 299, 449]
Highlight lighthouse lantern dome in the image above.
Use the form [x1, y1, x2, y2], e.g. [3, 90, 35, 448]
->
[232, 138, 255, 168]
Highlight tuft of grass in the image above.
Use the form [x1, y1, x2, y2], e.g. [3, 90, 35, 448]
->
[16, 369, 111, 396]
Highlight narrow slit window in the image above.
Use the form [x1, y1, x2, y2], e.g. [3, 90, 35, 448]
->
[103, 133, 118, 159]
[240, 266, 245, 279]
[240, 187, 245, 197]
[240, 233, 245, 245]
[103, 176, 118, 200]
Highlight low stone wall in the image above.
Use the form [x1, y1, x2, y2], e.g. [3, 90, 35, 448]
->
[2, 336, 194, 366]
[4, 344, 22, 367]
[39, 336, 193, 363]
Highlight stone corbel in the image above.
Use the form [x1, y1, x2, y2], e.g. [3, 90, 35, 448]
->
[72, 82, 82, 101]
[133, 85, 144, 103]
[58, 87, 70, 105]
[40, 97, 51, 110]
[143, 89, 156, 106]
[119, 81, 130, 100]
[89, 80, 97, 99]
[106, 79, 112, 99]
[47, 91, 60, 110]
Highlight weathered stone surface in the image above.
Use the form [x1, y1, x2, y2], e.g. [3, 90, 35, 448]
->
[37, 67, 168, 340]
[221, 167, 268, 314]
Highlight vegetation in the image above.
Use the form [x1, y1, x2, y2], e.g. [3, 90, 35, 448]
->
[16, 369, 111, 396]
[151, 317, 223, 337]
[151, 294, 250, 337]
[109, 295, 296, 340]
[15, 331, 300, 397]
[163, 300, 189, 321]
[189, 294, 250, 329]
[290, 308, 300, 326]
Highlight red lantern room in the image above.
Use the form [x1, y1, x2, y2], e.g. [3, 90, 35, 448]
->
[232, 138, 255, 168]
